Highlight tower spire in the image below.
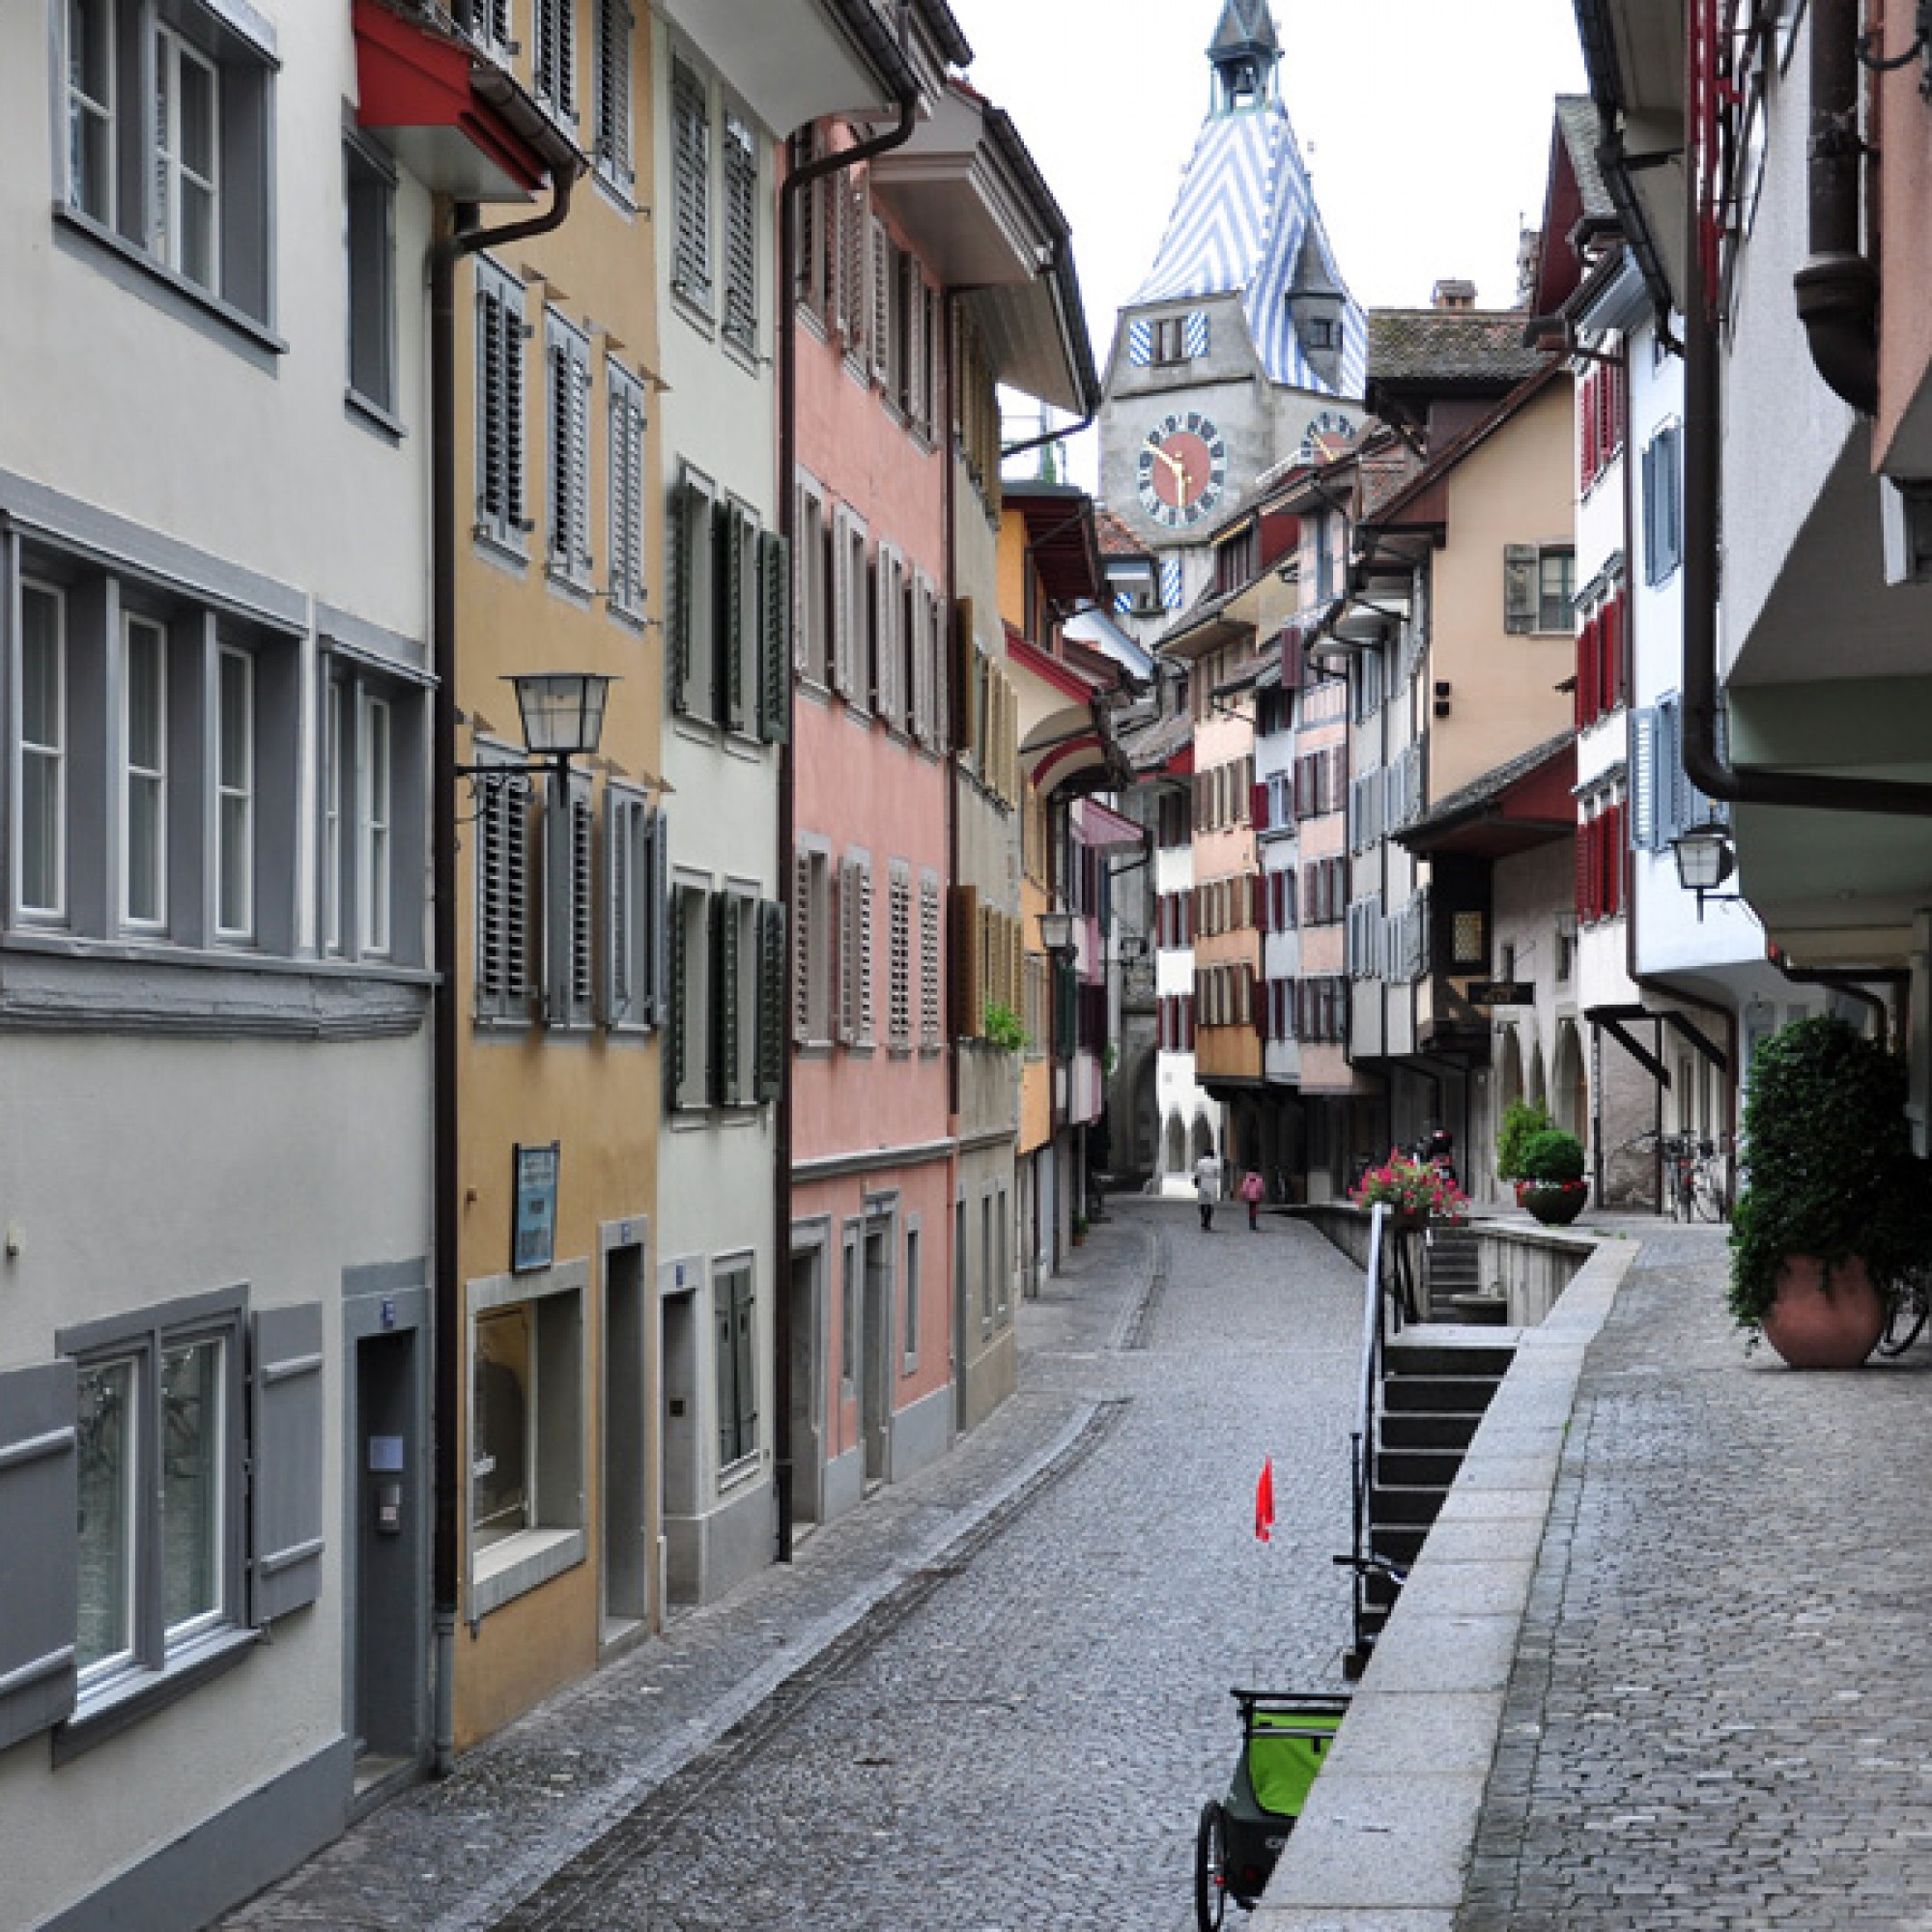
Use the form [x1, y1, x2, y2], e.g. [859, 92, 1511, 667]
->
[1208, 0, 1280, 110]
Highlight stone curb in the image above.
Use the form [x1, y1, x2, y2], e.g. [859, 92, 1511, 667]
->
[1251, 1232, 1641, 1930]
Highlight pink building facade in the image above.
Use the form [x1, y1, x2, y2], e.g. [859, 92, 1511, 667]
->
[787, 126, 956, 1527]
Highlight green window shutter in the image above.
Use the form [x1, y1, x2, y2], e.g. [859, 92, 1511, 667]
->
[712, 891, 740, 1104]
[735, 1270, 757, 1451]
[1054, 956, 1076, 1059]
[604, 789, 635, 1025]
[759, 529, 792, 744]
[715, 1281, 736, 1465]
[755, 895, 785, 1100]
[1503, 543, 1536, 634]
[716, 502, 745, 729]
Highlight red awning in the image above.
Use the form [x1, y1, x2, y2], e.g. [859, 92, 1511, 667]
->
[1072, 796, 1145, 854]
[353, 0, 556, 201]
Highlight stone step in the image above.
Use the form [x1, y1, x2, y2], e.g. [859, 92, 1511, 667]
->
[1379, 1409, 1482, 1452]
[1382, 1374, 1504, 1415]
[1370, 1482, 1448, 1527]
[1383, 1342, 1516, 1379]
[1377, 1446, 1463, 1489]
[1372, 1521, 1428, 1569]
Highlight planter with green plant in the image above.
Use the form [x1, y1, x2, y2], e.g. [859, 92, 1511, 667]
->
[1729, 1014, 1932, 1366]
[1495, 1098, 1556, 1186]
[1515, 1127, 1589, 1226]
[982, 1002, 1028, 1056]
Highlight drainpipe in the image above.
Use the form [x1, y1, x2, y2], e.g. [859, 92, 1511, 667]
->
[1772, 958, 1904, 1049]
[430, 159, 579, 1777]
[1682, 5, 1932, 819]
[775, 68, 920, 1568]
[1793, 0, 1880, 414]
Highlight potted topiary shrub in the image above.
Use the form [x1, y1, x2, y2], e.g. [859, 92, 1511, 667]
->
[1729, 1014, 1932, 1367]
[1516, 1127, 1589, 1226]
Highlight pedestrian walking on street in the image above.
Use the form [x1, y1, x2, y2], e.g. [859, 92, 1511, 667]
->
[1239, 1166, 1264, 1231]
[1194, 1150, 1221, 1231]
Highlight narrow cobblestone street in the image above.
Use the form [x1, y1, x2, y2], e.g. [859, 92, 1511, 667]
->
[222, 1199, 1366, 1931]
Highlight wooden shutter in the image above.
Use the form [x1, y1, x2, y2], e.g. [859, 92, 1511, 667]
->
[669, 481, 695, 713]
[755, 897, 785, 1100]
[722, 117, 757, 349]
[605, 790, 638, 1025]
[948, 882, 980, 1037]
[856, 858, 874, 1041]
[671, 58, 710, 300]
[646, 808, 668, 1026]
[250, 1303, 326, 1625]
[1577, 612, 1598, 728]
[792, 850, 813, 1043]
[668, 883, 693, 1101]
[595, 0, 633, 183]
[1503, 544, 1537, 634]
[759, 528, 791, 744]
[717, 503, 747, 729]
[1630, 708, 1658, 851]
[836, 859, 857, 1044]
[869, 217, 892, 384]
[0, 1361, 77, 1749]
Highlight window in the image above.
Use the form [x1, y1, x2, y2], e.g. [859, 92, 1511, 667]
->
[214, 645, 253, 939]
[1449, 909, 1488, 968]
[533, 0, 577, 126]
[360, 693, 392, 956]
[608, 358, 648, 623]
[670, 56, 711, 307]
[716, 1264, 757, 1469]
[592, 0, 635, 191]
[1503, 543, 1575, 635]
[1644, 425, 1685, 584]
[668, 881, 785, 1107]
[475, 258, 529, 558]
[121, 614, 168, 931]
[60, 1, 276, 329]
[324, 657, 422, 969]
[455, 0, 514, 58]
[669, 468, 717, 719]
[41, 1287, 322, 1740]
[795, 477, 831, 686]
[345, 136, 396, 419]
[469, 1264, 586, 1617]
[604, 785, 664, 1030]
[16, 582, 66, 922]
[545, 310, 593, 589]
[830, 504, 868, 704]
[1138, 311, 1208, 364]
[722, 114, 758, 353]
[980, 1192, 994, 1333]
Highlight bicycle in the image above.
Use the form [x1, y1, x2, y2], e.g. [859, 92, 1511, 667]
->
[1878, 1262, 1932, 1356]
[1662, 1132, 1728, 1223]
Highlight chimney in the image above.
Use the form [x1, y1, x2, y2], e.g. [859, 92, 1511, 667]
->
[1432, 278, 1477, 310]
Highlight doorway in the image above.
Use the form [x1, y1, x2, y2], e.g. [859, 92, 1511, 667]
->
[861, 1215, 893, 1487]
[659, 1287, 699, 1612]
[787, 1240, 824, 1530]
[601, 1239, 649, 1642]
[352, 1325, 423, 1785]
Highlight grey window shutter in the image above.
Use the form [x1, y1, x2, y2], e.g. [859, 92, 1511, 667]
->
[605, 790, 635, 1026]
[0, 1360, 77, 1748]
[836, 859, 856, 1044]
[759, 529, 792, 744]
[668, 883, 692, 1103]
[669, 483, 694, 714]
[755, 896, 785, 1101]
[712, 893, 741, 1103]
[722, 119, 757, 350]
[1503, 544, 1536, 634]
[671, 59, 710, 301]
[1658, 694, 1685, 842]
[792, 850, 813, 1044]
[595, 0, 633, 183]
[734, 1272, 757, 1443]
[717, 503, 746, 729]
[1630, 707, 1658, 850]
[564, 780, 595, 1023]
[647, 807, 668, 1026]
[250, 1304, 325, 1625]
[1662, 428, 1684, 579]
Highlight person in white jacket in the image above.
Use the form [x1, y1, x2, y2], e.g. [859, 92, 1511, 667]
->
[1193, 1151, 1221, 1231]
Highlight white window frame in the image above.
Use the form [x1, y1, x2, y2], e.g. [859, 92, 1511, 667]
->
[154, 23, 221, 295]
[902, 1218, 921, 1373]
[795, 474, 830, 686]
[66, 0, 117, 228]
[344, 133, 397, 421]
[715, 1259, 758, 1474]
[16, 580, 68, 923]
[213, 642, 254, 941]
[359, 691, 392, 957]
[120, 611, 169, 933]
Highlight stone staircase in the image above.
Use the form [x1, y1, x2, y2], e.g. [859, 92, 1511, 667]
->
[1350, 1334, 1515, 1671]
[1424, 1221, 1502, 1322]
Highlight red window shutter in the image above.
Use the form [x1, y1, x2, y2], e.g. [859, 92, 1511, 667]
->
[1605, 592, 1623, 709]
[1575, 617, 1592, 731]
[1575, 824, 1589, 923]
[1252, 781, 1269, 832]
[1580, 371, 1596, 490]
[1609, 801, 1626, 916]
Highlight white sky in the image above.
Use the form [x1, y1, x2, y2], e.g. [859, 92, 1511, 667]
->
[958, 0, 1589, 488]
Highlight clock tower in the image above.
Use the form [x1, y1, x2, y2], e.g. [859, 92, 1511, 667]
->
[1098, 0, 1365, 621]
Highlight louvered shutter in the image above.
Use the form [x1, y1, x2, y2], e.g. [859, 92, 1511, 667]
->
[250, 1303, 326, 1625]
[1577, 613, 1598, 727]
[1503, 545, 1537, 634]
[671, 59, 710, 301]
[723, 116, 757, 350]
[711, 893, 740, 1103]
[0, 1361, 77, 1749]
[608, 366, 646, 618]
[910, 576, 931, 744]
[855, 858, 875, 1042]
[668, 883, 692, 1101]
[792, 850, 813, 1042]
[669, 482, 695, 713]
[922, 872, 943, 1049]
[1252, 781, 1269, 832]
[1658, 694, 1686, 842]
[949, 882, 980, 1037]
[755, 897, 785, 1100]
[836, 859, 857, 1043]
[831, 511, 853, 697]
[604, 790, 634, 1025]
[716, 504, 745, 729]
[595, 0, 633, 184]
[869, 218, 891, 384]
[759, 529, 791, 743]
[645, 808, 668, 1026]
[544, 774, 593, 1027]
[1630, 708, 1658, 851]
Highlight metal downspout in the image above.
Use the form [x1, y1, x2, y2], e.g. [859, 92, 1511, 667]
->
[1772, 959, 1904, 1049]
[1682, 5, 1932, 819]
[775, 78, 919, 1566]
[430, 164, 578, 1777]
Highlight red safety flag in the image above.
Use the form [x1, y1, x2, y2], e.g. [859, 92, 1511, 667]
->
[1254, 1456, 1276, 1544]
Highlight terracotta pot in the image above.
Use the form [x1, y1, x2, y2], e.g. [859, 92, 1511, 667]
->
[1519, 1179, 1588, 1227]
[1760, 1256, 1886, 1369]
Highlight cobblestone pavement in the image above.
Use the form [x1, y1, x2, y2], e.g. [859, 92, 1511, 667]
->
[222, 1201, 1366, 1931]
[1462, 1223, 1932, 1932]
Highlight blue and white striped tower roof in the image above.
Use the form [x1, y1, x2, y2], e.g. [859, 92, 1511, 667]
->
[1131, 14, 1365, 399]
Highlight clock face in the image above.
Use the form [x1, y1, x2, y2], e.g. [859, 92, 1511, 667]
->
[1305, 410, 1356, 443]
[1137, 411, 1229, 529]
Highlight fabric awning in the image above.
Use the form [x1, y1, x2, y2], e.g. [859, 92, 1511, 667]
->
[1072, 796, 1145, 854]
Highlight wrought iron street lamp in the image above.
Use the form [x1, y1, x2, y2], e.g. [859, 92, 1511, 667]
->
[1671, 820, 1740, 920]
